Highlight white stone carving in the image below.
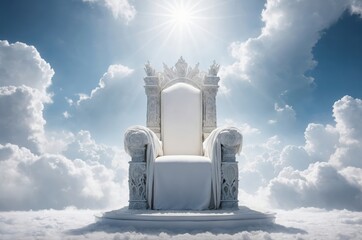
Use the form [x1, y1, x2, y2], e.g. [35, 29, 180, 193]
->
[220, 162, 238, 209]
[144, 60, 156, 77]
[144, 57, 221, 138]
[159, 57, 204, 89]
[129, 162, 148, 209]
[208, 60, 220, 76]
[124, 58, 243, 210]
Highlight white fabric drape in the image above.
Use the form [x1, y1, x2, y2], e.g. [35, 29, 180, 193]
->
[203, 127, 242, 209]
[124, 126, 163, 208]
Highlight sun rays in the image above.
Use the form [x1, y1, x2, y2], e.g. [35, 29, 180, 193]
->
[133, 0, 226, 57]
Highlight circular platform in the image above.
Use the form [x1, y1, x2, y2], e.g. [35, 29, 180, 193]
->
[97, 206, 276, 231]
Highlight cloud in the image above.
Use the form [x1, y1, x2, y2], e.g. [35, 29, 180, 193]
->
[279, 145, 311, 171]
[225, 0, 349, 96]
[0, 40, 54, 101]
[268, 162, 362, 211]
[219, 0, 362, 136]
[83, 0, 136, 23]
[304, 123, 339, 162]
[260, 95, 362, 210]
[269, 103, 296, 127]
[69, 64, 144, 143]
[0, 141, 127, 211]
[350, 0, 362, 16]
[333, 96, 362, 145]
[0, 40, 129, 211]
[0, 41, 54, 153]
[0, 86, 45, 153]
[1, 208, 362, 239]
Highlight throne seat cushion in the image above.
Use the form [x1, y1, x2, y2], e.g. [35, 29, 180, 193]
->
[153, 155, 211, 210]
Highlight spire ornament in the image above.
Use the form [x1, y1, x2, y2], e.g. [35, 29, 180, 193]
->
[144, 60, 156, 76]
[208, 60, 220, 76]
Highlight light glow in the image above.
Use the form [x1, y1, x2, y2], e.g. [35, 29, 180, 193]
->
[170, 5, 193, 27]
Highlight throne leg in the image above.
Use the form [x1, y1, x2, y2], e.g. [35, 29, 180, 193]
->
[128, 146, 148, 209]
[220, 145, 239, 209]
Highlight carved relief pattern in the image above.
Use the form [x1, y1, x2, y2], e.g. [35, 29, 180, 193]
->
[221, 162, 238, 207]
[147, 95, 160, 128]
[144, 76, 161, 132]
[203, 86, 218, 130]
[159, 57, 204, 89]
[129, 162, 148, 209]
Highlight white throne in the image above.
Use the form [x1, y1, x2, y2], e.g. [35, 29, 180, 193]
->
[124, 57, 243, 210]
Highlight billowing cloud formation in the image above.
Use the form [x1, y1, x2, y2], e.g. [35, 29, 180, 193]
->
[220, 0, 362, 133]
[69, 64, 144, 143]
[0, 41, 53, 99]
[268, 163, 362, 210]
[244, 95, 362, 211]
[0, 143, 125, 210]
[83, 0, 136, 23]
[0, 86, 45, 153]
[0, 40, 54, 153]
[225, 0, 353, 96]
[0, 40, 128, 211]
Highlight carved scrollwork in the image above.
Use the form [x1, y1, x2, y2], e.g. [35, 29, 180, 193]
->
[221, 162, 238, 209]
[129, 162, 148, 209]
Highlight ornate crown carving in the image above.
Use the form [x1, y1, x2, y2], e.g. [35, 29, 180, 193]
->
[159, 57, 204, 88]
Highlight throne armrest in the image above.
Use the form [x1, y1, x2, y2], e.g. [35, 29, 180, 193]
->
[124, 126, 162, 209]
[218, 127, 243, 162]
[203, 127, 242, 209]
[124, 126, 162, 162]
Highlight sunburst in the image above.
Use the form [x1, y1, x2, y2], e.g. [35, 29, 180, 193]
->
[133, 0, 228, 57]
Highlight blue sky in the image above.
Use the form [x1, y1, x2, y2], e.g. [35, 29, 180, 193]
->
[1, 0, 362, 213]
[1, 0, 360, 144]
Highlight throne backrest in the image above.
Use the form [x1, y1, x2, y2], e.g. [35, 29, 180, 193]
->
[161, 82, 202, 155]
[143, 57, 220, 153]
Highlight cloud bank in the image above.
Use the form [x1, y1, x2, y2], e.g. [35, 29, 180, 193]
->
[0, 40, 128, 211]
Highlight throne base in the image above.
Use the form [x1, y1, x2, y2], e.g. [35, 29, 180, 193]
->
[96, 206, 275, 232]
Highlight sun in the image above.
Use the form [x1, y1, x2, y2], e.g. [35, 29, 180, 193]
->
[137, 0, 218, 53]
[170, 4, 193, 27]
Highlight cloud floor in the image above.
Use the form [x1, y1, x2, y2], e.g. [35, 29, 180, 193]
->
[0, 207, 361, 239]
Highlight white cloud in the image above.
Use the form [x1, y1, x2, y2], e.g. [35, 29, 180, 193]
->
[0, 142, 126, 211]
[333, 95, 362, 145]
[236, 95, 362, 211]
[76, 64, 134, 105]
[1, 208, 362, 239]
[69, 64, 144, 143]
[225, 0, 349, 96]
[272, 103, 296, 125]
[0, 40, 129, 211]
[304, 123, 339, 162]
[267, 162, 362, 211]
[83, 0, 136, 23]
[0, 40, 54, 101]
[0, 84, 46, 154]
[0, 40, 54, 154]
[279, 145, 311, 171]
[219, 0, 362, 135]
[221, 119, 260, 136]
[350, 0, 362, 16]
